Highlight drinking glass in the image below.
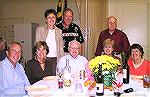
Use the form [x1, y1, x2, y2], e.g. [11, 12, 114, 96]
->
[112, 78, 123, 93]
[56, 67, 64, 78]
[74, 81, 83, 93]
[143, 75, 150, 88]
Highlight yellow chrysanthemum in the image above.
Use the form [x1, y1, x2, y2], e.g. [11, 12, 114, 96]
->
[89, 55, 120, 74]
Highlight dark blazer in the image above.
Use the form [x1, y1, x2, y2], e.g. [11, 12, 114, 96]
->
[25, 58, 55, 85]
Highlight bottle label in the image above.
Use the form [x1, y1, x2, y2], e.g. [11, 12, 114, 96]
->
[123, 69, 127, 78]
[64, 79, 71, 87]
[80, 70, 86, 80]
[58, 79, 63, 89]
[96, 83, 104, 93]
[64, 72, 71, 79]
[63, 72, 71, 87]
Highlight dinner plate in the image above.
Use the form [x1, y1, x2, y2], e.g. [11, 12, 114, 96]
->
[27, 85, 49, 91]
[120, 91, 147, 97]
[131, 75, 143, 80]
[43, 76, 58, 81]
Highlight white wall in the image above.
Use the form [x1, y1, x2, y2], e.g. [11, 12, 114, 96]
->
[108, 1, 150, 60]
[0, 0, 80, 44]
[1, 0, 150, 60]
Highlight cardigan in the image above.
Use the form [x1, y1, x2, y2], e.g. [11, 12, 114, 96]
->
[35, 25, 64, 60]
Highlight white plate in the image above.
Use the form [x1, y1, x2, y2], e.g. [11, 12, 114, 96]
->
[27, 85, 49, 91]
[43, 76, 58, 81]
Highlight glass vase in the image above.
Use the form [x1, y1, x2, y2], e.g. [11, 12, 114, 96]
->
[103, 71, 116, 88]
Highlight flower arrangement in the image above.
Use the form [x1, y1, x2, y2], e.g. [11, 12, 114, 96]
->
[89, 55, 120, 74]
[84, 55, 121, 91]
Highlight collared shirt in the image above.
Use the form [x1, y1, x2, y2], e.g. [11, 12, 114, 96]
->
[0, 57, 30, 96]
[56, 22, 84, 52]
[57, 54, 88, 75]
[95, 29, 130, 56]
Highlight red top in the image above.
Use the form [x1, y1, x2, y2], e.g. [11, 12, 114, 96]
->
[128, 58, 150, 75]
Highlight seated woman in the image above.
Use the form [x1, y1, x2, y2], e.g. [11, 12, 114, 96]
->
[102, 38, 120, 60]
[128, 43, 150, 86]
[86, 38, 122, 83]
[25, 41, 55, 85]
[102, 38, 123, 73]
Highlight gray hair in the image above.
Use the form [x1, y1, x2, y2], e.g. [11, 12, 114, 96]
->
[107, 16, 117, 23]
[7, 41, 22, 51]
[68, 40, 81, 48]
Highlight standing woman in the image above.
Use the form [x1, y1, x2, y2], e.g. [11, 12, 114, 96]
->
[35, 8, 64, 72]
[25, 41, 55, 84]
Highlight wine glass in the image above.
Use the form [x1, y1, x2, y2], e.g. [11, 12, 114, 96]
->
[56, 67, 64, 78]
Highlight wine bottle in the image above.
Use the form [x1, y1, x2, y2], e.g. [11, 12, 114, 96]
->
[95, 64, 104, 96]
[63, 56, 71, 87]
[121, 52, 130, 84]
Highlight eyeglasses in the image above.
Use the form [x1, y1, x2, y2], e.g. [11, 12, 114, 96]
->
[108, 22, 116, 25]
[69, 47, 80, 50]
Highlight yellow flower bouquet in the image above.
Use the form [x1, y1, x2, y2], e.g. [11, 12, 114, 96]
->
[88, 55, 121, 89]
[89, 55, 120, 74]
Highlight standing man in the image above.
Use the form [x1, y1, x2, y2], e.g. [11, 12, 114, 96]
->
[56, 8, 84, 54]
[95, 16, 130, 57]
[0, 42, 30, 96]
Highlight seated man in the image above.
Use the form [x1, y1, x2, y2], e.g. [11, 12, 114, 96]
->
[0, 42, 30, 96]
[57, 40, 88, 78]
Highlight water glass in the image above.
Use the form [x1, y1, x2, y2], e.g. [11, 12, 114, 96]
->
[143, 75, 150, 88]
[74, 82, 83, 93]
[56, 67, 64, 78]
[112, 79, 123, 93]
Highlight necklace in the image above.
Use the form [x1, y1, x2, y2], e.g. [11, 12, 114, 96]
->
[40, 63, 45, 71]
[35, 57, 45, 71]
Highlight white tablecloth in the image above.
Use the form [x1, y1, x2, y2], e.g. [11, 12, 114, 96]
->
[25, 76, 150, 97]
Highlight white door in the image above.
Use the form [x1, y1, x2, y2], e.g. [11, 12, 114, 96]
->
[14, 24, 33, 65]
[14, 24, 32, 62]
[108, 2, 148, 59]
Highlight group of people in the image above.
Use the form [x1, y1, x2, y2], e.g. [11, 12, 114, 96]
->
[0, 7, 150, 96]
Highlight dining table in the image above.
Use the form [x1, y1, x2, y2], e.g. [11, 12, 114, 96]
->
[24, 76, 150, 97]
